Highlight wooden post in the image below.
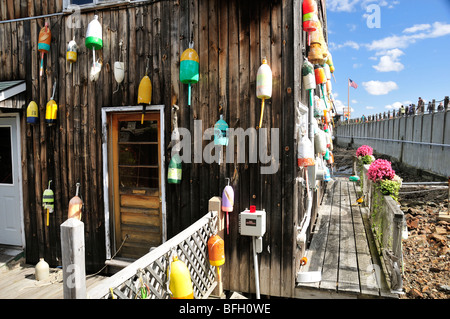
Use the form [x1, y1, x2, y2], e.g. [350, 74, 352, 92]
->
[61, 218, 86, 299]
[208, 196, 225, 298]
[444, 96, 449, 112]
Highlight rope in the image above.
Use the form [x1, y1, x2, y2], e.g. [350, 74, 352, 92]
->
[87, 234, 129, 278]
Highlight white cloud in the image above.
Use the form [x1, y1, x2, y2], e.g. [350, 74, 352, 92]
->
[385, 102, 403, 110]
[366, 22, 450, 51]
[403, 24, 431, 34]
[362, 81, 399, 95]
[329, 41, 360, 51]
[333, 98, 354, 114]
[366, 106, 375, 110]
[327, 0, 360, 12]
[373, 48, 404, 72]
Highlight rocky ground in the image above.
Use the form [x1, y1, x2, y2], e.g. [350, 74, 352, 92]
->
[332, 146, 450, 299]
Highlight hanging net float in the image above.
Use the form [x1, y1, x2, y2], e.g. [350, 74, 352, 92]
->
[221, 179, 234, 235]
[297, 134, 315, 168]
[66, 38, 77, 73]
[26, 101, 39, 124]
[302, 0, 318, 45]
[86, 15, 103, 80]
[38, 22, 51, 77]
[168, 255, 194, 299]
[168, 154, 182, 184]
[256, 57, 272, 129]
[302, 58, 316, 91]
[180, 42, 199, 107]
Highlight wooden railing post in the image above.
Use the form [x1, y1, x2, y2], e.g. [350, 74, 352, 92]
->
[61, 218, 86, 299]
[208, 196, 225, 298]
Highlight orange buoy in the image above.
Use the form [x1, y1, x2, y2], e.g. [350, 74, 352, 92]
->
[38, 22, 51, 77]
[68, 183, 83, 220]
[207, 234, 225, 267]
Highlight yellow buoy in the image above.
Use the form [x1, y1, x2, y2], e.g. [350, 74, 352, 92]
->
[137, 75, 152, 124]
[168, 255, 194, 299]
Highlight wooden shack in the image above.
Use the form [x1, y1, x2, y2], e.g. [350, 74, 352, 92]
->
[0, 0, 329, 298]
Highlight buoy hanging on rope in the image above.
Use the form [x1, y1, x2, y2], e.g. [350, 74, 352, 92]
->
[302, 0, 318, 45]
[26, 101, 39, 124]
[38, 22, 51, 77]
[297, 134, 315, 168]
[208, 234, 225, 267]
[66, 37, 77, 73]
[45, 82, 58, 125]
[86, 15, 103, 81]
[221, 178, 234, 235]
[68, 183, 83, 221]
[308, 19, 325, 65]
[168, 255, 194, 299]
[214, 115, 229, 146]
[180, 42, 199, 107]
[137, 57, 152, 124]
[256, 57, 272, 129]
[168, 154, 182, 184]
[314, 64, 329, 112]
[113, 40, 125, 94]
[302, 58, 316, 91]
[42, 180, 54, 227]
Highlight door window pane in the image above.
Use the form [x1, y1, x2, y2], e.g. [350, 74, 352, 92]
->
[119, 167, 159, 189]
[118, 120, 158, 143]
[0, 127, 13, 184]
[119, 144, 159, 166]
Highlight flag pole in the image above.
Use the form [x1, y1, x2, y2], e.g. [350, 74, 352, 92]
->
[348, 78, 350, 123]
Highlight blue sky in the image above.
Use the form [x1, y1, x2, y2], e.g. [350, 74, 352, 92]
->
[326, 0, 450, 118]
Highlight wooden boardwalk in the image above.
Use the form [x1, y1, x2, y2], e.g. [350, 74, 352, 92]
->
[295, 177, 398, 299]
[0, 262, 107, 299]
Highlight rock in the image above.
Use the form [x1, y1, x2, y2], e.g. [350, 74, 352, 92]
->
[411, 288, 423, 298]
[439, 285, 450, 292]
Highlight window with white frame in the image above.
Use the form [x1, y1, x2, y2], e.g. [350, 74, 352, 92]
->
[63, 0, 130, 9]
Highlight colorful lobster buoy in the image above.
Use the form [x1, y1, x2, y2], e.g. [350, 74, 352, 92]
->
[38, 22, 51, 77]
[26, 101, 39, 124]
[302, 0, 318, 45]
[45, 82, 58, 125]
[256, 57, 272, 129]
[208, 234, 225, 267]
[302, 58, 316, 91]
[68, 183, 83, 221]
[180, 42, 199, 107]
[43, 180, 54, 227]
[86, 15, 103, 80]
[297, 134, 315, 168]
[137, 73, 152, 124]
[168, 255, 194, 299]
[168, 154, 182, 184]
[214, 115, 229, 146]
[67, 38, 77, 73]
[221, 179, 234, 235]
[314, 64, 329, 111]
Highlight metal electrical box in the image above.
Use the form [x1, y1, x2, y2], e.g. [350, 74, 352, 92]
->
[239, 206, 266, 237]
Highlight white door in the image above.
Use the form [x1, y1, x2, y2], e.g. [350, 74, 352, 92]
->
[0, 116, 23, 247]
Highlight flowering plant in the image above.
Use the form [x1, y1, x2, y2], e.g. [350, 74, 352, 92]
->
[367, 159, 395, 182]
[356, 145, 373, 157]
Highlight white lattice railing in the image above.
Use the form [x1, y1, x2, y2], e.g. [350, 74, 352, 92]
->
[87, 211, 218, 299]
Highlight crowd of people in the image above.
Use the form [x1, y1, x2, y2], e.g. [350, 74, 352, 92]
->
[359, 96, 449, 123]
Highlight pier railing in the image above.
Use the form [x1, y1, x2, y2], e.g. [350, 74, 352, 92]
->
[87, 211, 218, 299]
[356, 160, 404, 293]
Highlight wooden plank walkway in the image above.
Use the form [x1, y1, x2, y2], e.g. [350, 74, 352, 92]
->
[0, 262, 107, 299]
[295, 177, 398, 299]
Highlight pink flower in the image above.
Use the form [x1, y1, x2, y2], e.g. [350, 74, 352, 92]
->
[367, 159, 395, 182]
[356, 145, 373, 157]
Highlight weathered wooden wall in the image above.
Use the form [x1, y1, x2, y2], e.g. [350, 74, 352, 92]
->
[0, 0, 328, 297]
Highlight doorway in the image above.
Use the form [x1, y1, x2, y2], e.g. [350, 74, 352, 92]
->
[0, 115, 24, 247]
[104, 107, 166, 260]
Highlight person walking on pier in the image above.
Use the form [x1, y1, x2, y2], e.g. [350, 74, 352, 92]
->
[418, 97, 425, 114]
[400, 105, 405, 117]
[427, 102, 434, 114]
[438, 102, 444, 112]
[409, 104, 415, 116]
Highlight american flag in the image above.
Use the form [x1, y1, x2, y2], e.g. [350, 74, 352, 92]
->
[349, 79, 358, 89]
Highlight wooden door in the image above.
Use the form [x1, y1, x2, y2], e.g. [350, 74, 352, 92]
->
[110, 112, 162, 259]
